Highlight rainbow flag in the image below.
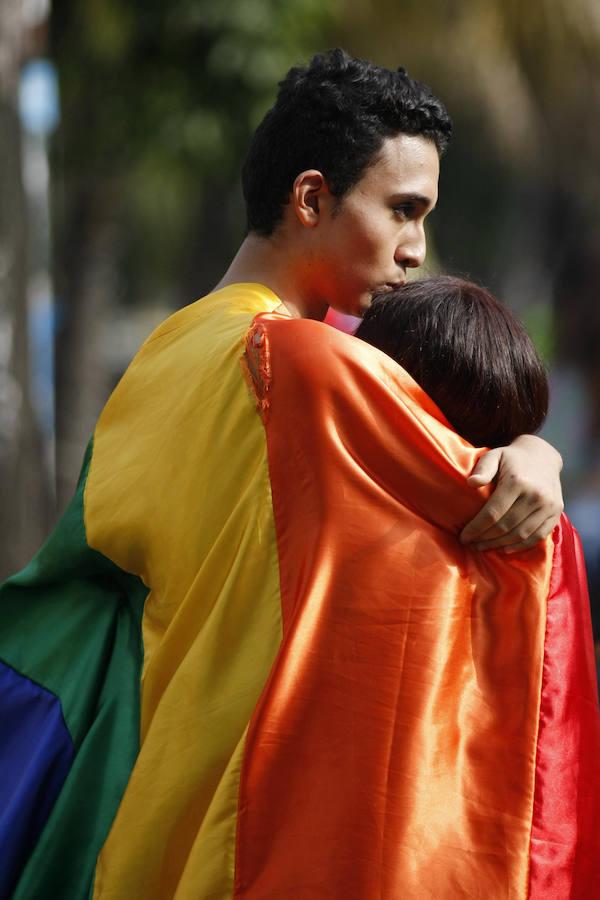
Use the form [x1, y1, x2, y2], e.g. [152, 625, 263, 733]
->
[1, 284, 598, 899]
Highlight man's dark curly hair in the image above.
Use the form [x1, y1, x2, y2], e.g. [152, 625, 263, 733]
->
[241, 48, 452, 237]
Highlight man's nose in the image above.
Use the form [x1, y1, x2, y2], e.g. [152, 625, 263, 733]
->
[395, 225, 427, 269]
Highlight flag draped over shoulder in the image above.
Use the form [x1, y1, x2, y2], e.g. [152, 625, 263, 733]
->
[0, 285, 598, 900]
[239, 312, 600, 899]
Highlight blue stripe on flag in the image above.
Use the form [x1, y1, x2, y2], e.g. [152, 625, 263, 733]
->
[0, 660, 74, 899]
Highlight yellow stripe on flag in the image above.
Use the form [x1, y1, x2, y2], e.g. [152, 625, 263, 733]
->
[85, 285, 284, 899]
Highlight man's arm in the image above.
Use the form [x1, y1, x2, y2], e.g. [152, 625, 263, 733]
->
[459, 435, 564, 553]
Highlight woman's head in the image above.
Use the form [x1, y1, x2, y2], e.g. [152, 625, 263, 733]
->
[354, 275, 548, 448]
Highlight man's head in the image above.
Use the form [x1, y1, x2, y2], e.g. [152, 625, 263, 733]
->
[355, 276, 549, 448]
[242, 50, 451, 316]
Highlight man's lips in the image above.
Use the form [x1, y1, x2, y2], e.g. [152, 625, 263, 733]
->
[373, 281, 406, 294]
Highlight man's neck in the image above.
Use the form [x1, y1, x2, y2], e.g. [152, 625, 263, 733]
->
[213, 234, 329, 321]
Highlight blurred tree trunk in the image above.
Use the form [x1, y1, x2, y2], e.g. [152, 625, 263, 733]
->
[181, 180, 245, 304]
[553, 218, 600, 450]
[0, 1, 52, 578]
[54, 182, 119, 509]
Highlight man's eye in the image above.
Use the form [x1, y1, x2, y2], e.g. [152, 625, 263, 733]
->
[393, 204, 414, 219]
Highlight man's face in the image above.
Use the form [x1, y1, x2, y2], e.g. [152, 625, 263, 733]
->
[307, 134, 439, 317]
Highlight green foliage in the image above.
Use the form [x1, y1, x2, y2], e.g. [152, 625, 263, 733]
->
[50, 0, 336, 300]
[521, 303, 555, 364]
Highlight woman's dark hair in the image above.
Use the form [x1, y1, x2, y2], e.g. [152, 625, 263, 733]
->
[354, 276, 549, 448]
[242, 48, 452, 237]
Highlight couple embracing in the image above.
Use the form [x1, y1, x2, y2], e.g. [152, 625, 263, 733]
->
[1, 49, 598, 900]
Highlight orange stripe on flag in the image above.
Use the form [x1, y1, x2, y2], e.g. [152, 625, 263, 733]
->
[236, 313, 552, 899]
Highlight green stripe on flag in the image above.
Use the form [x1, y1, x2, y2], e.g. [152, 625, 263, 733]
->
[0, 439, 148, 899]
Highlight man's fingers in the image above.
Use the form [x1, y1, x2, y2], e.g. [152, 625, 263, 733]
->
[461, 438, 564, 546]
[466, 448, 501, 487]
[504, 516, 558, 553]
[460, 480, 522, 543]
[472, 508, 553, 552]
[466, 493, 543, 543]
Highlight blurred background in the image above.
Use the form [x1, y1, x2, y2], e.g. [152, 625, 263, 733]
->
[1, 0, 599, 664]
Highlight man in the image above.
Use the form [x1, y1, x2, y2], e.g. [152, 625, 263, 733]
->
[219, 50, 563, 552]
[1, 50, 573, 900]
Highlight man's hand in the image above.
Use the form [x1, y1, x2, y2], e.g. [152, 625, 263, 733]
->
[460, 434, 564, 553]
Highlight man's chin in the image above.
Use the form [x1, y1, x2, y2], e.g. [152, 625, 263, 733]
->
[356, 292, 376, 315]
[324, 306, 363, 333]
[327, 291, 371, 319]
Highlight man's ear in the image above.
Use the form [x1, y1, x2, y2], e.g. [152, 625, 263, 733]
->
[292, 170, 329, 228]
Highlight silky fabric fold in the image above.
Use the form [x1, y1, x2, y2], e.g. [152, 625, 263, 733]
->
[236, 311, 600, 899]
[527, 519, 600, 898]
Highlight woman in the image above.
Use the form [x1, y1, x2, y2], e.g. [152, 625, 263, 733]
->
[232, 277, 600, 898]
